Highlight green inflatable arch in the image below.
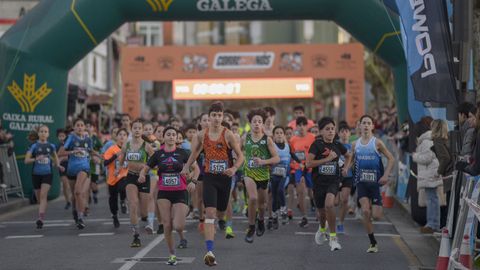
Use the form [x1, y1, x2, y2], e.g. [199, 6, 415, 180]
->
[0, 0, 406, 198]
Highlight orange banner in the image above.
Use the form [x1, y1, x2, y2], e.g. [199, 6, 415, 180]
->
[121, 43, 364, 126]
[173, 77, 314, 100]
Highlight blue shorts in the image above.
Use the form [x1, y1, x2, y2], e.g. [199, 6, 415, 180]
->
[66, 162, 90, 180]
[294, 169, 313, 189]
[356, 182, 382, 206]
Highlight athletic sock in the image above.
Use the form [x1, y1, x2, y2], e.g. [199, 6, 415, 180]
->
[206, 240, 214, 252]
[147, 212, 155, 226]
[368, 233, 377, 245]
[131, 224, 139, 234]
[319, 225, 326, 233]
[330, 232, 337, 238]
[38, 212, 45, 221]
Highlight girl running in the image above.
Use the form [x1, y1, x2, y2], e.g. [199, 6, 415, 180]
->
[139, 127, 197, 266]
[117, 119, 154, 247]
[103, 128, 129, 228]
[56, 128, 71, 210]
[25, 125, 64, 229]
[59, 118, 97, 229]
[142, 121, 160, 234]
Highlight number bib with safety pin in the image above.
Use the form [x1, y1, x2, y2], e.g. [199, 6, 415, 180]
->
[295, 151, 306, 161]
[272, 166, 287, 177]
[37, 157, 50, 165]
[161, 173, 180, 187]
[360, 170, 377, 183]
[210, 160, 227, 173]
[319, 163, 337, 176]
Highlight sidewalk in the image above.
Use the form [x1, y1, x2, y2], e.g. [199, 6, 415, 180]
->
[0, 197, 30, 218]
[386, 198, 439, 269]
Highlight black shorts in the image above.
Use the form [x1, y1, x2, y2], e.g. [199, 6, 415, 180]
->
[158, 190, 188, 205]
[203, 173, 232, 212]
[59, 161, 68, 177]
[66, 170, 89, 181]
[340, 177, 353, 190]
[313, 181, 340, 209]
[90, 174, 99, 184]
[356, 182, 382, 206]
[32, 174, 53, 190]
[118, 172, 150, 194]
[255, 180, 269, 190]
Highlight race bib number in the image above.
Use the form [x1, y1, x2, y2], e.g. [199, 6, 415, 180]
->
[272, 166, 287, 177]
[210, 160, 227, 173]
[295, 151, 306, 161]
[126, 152, 141, 161]
[248, 159, 258, 169]
[162, 173, 180, 186]
[37, 157, 49, 165]
[74, 149, 87, 158]
[360, 170, 377, 182]
[319, 164, 336, 175]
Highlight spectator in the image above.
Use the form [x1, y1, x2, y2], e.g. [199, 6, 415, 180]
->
[457, 102, 476, 160]
[0, 118, 14, 156]
[412, 118, 443, 233]
[460, 102, 480, 176]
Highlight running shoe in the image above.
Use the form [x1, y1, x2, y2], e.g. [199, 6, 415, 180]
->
[298, 217, 309, 228]
[198, 221, 205, 234]
[130, 233, 141, 248]
[272, 217, 279, 230]
[267, 218, 273, 230]
[218, 219, 226, 231]
[192, 209, 200, 220]
[64, 202, 71, 210]
[120, 201, 127, 214]
[157, 224, 164, 235]
[177, 239, 188, 249]
[256, 219, 266, 237]
[77, 218, 86, 230]
[245, 227, 255, 243]
[315, 231, 328, 245]
[113, 215, 120, 228]
[36, 219, 43, 229]
[281, 212, 288, 225]
[329, 236, 342, 251]
[204, 251, 217, 266]
[336, 224, 345, 234]
[145, 224, 154, 234]
[287, 209, 293, 220]
[225, 226, 235, 239]
[166, 255, 177, 266]
[367, 244, 378, 253]
[72, 210, 78, 223]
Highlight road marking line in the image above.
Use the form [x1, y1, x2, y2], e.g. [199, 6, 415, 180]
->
[6, 235, 43, 239]
[118, 235, 165, 270]
[1, 218, 130, 225]
[392, 235, 422, 267]
[79, 233, 115, 237]
[294, 232, 400, 237]
[43, 223, 72, 227]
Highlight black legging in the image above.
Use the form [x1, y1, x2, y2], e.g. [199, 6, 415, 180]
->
[270, 175, 287, 212]
[108, 182, 124, 216]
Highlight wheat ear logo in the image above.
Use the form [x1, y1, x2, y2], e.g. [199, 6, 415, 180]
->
[146, 0, 174, 12]
[7, 74, 52, 113]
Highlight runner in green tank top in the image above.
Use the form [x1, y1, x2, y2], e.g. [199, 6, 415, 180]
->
[242, 109, 279, 244]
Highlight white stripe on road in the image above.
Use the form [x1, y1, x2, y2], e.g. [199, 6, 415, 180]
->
[118, 235, 165, 270]
[1, 218, 130, 225]
[43, 223, 72, 227]
[79, 233, 115, 237]
[5, 235, 44, 239]
[294, 232, 400, 237]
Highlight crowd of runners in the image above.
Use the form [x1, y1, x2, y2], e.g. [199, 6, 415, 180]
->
[24, 101, 395, 266]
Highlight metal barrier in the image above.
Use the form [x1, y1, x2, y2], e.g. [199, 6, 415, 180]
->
[0, 144, 24, 203]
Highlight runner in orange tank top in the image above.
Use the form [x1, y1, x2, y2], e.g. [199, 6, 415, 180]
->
[181, 101, 244, 267]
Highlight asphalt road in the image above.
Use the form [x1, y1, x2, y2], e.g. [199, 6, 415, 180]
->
[0, 186, 436, 270]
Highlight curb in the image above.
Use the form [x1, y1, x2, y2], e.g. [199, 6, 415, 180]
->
[0, 198, 30, 215]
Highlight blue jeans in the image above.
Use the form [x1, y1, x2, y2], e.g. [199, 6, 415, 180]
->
[425, 187, 440, 230]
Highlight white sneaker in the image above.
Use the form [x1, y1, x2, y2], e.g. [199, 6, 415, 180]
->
[204, 251, 217, 266]
[329, 236, 342, 251]
[315, 231, 328, 245]
[144, 224, 154, 234]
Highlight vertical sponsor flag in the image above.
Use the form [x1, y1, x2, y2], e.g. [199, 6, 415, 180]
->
[394, 0, 457, 105]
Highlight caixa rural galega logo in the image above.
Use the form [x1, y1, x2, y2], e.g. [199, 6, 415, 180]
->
[3, 74, 54, 131]
[197, 0, 273, 11]
[146, 0, 174, 12]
